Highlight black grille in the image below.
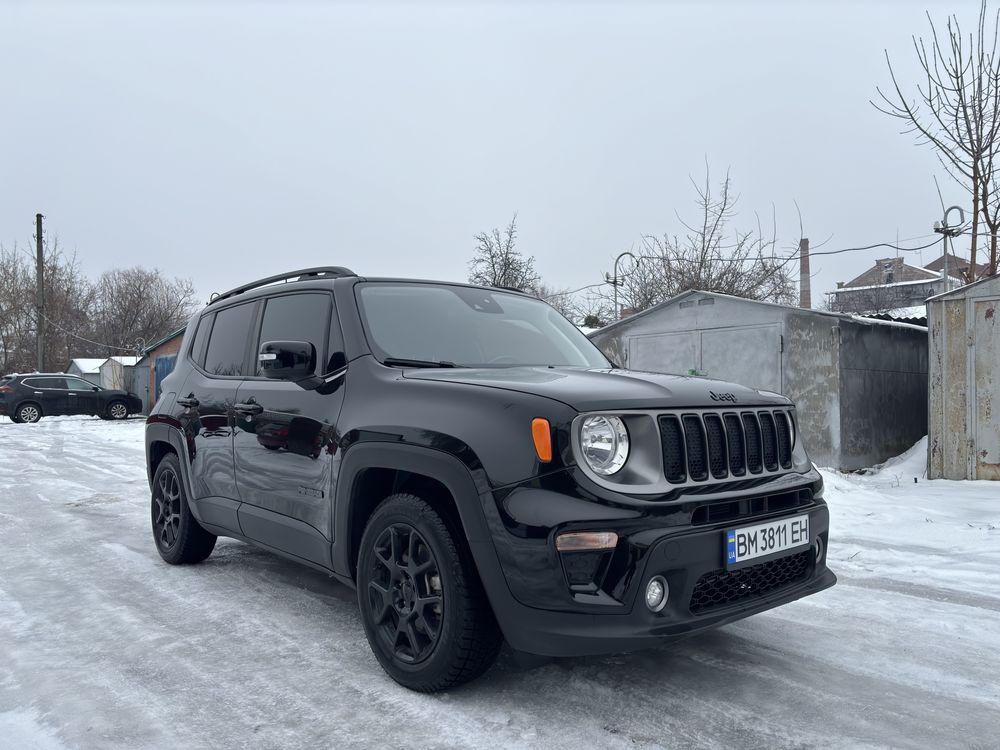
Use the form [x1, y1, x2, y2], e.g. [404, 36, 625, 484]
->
[742, 413, 763, 473]
[723, 413, 746, 476]
[659, 410, 793, 484]
[689, 550, 812, 614]
[658, 416, 686, 483]
[703, 415, 728, 479]
[774, 412, 793, 468]
[759, 412, 778, 471]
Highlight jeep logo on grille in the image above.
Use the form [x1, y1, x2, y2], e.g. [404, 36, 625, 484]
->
[709, 391, 737, 403]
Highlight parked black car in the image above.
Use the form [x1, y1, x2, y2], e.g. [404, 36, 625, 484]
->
[145, 268, 836, 692]
[0, 373, 143, 423]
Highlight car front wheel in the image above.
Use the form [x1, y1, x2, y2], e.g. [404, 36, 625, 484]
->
[107, 400, 129, 420]
[151, 454, 217, 564]
[357, 493, 501, 692]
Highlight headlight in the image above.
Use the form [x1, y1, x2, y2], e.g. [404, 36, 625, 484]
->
[580, 415, 629, 475]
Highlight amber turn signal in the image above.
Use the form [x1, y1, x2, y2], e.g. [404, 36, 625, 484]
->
[531, 418, 552, 462]
[555, 531, 619, 552]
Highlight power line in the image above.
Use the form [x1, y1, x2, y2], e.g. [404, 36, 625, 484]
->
[35, 308, 138, 353]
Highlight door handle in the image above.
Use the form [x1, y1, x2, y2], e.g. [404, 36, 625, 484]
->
[234, 402, 263, 415]
[177, 395, 200, 408]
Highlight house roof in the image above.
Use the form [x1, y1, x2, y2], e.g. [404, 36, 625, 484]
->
[142, 327, 185, 354]
[841, 257, 938, 289]
[68, 358, 107, 374]
[923, 252, 988, 279]
[102, 356, 141, 367]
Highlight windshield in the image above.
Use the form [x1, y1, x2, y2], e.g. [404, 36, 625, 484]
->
[357, 282, 611, 368]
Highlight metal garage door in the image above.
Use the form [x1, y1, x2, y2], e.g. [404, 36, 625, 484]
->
[629, 324, 783, 393]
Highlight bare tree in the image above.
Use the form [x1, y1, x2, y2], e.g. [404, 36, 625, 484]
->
[604, 167, 795, 317]
[0, 240, 95, 373]
[874, 0, 1000, 278]
[468, 213, 541, 292]
[88, 267, 196, 355]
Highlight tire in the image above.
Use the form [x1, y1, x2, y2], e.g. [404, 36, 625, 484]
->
[357, 493, 502, 692]
[151, 454, 217, 564]
[107, 400, 129, 420]
[16, 403, 42, 423]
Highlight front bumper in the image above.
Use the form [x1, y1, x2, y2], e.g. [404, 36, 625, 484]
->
[476, 468, 836, 657]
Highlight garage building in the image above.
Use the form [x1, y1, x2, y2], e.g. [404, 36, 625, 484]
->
[589, 290, 928, 470]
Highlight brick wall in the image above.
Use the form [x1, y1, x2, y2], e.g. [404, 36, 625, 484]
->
[147, 335, 183, 405]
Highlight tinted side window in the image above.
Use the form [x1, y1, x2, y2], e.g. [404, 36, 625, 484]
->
[189, 315, 213, 368]
[24, 377, 66, 389]
[65, 377, 95, 390]
[256, 293, 331, 376]
[203, 302, 256, 377]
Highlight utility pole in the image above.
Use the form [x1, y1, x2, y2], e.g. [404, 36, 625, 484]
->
[933, 205, 966, 292]
[798, 238, 811, 309]
[35, 213, 45, 372]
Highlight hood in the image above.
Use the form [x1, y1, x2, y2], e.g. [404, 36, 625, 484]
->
[402, 367, 790, 412]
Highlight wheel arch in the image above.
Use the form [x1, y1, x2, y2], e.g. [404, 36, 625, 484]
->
[334, 443, 494, 583]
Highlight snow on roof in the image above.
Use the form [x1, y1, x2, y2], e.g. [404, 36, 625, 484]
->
[104, 356, 140, 367]
[68, 358, 107, 374]
[829, 277, 941, 294]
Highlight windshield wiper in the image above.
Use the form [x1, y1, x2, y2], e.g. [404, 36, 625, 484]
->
[381, 357, 459, 369]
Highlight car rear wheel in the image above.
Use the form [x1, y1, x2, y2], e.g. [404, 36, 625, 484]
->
[357, 493, 502, 692]
[16, 403, 41, 423]
[151, 454, 217, 564]
[107, 400, 129, 420]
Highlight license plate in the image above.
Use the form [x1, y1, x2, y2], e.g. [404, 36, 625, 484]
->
[725, 514, 810, 568]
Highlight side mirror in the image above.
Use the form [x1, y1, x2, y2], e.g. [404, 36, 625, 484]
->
[259, 341, 316, 381]
[92, 386, 100, 392]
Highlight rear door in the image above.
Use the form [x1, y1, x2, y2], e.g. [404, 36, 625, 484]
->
[233, 291, 345, 567]
[21, 377, 70, 415]
[176, 301, 258, 531]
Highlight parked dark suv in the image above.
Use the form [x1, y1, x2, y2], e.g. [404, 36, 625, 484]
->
[0, 373, 142, 423]
[145, 268, 836, 691]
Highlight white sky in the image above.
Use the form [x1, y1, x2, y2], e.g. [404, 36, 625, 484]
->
[0, 0, 974, 306]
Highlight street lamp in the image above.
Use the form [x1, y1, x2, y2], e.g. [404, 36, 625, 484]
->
[604, 251, 636, 319]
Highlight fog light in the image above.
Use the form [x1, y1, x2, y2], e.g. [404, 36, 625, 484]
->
[645, 575, 668, 612]
[814, 536, 825, 564]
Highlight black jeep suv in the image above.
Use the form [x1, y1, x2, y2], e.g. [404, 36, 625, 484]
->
[145, 268, 835, 691]
[0, 373, 142, 423]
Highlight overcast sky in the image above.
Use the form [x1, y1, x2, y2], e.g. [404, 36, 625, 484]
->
[0, 0, 972, 309]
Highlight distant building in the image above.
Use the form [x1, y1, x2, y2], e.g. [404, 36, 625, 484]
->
[99, 356, 140, 391]
[134, 328, 186, 413]
[828, 252, 991, 316]
[66, 358, 106, 386]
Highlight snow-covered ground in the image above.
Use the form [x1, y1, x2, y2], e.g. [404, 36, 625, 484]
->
[1, 418, 998, 750]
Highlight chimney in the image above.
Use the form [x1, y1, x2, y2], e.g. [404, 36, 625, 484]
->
[799, 238, 811, 308]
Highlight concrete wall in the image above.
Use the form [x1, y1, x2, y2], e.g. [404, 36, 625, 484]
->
[590, 292, 929, 471]
[781, 312, 842, 469]
[928, 276, 1000, 480]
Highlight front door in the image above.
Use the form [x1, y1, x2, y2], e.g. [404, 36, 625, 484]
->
[233, 291, 346, 567]
[63, 376, 101, 415]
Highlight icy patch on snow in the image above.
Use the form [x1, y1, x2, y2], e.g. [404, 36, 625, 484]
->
[0, 710, 68, 750]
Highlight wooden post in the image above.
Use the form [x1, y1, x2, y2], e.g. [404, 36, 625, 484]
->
[798, 238, 811, 309]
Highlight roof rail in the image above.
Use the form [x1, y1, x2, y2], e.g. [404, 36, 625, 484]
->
[209, 266, 357, 305]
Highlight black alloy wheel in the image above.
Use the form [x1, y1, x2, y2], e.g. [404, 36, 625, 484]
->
[151, 454, 217, 564]
[367, 522, 445, 664]
[357, 493, 502, 692]
[107, 401, 129, 420]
